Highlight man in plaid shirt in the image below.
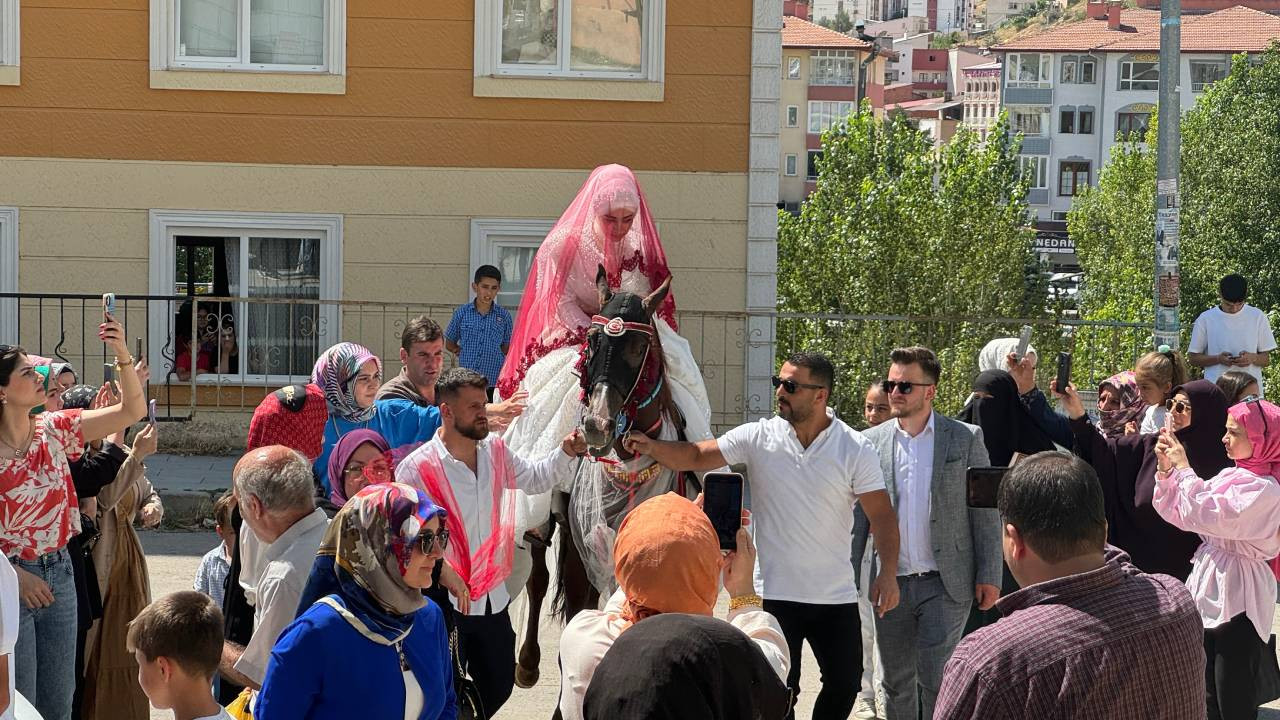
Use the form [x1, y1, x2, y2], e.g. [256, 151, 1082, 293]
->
[446, 265, 512, 400]
[935, 452, 1204, 720]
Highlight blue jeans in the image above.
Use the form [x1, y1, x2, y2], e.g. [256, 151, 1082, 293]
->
[13, 547, 78, 720]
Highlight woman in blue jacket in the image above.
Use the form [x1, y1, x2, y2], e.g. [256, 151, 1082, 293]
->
[256, 483, 456, 720]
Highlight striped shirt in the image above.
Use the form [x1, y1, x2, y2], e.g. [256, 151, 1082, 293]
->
[935, 547, 1204, 720]
[446, 301, 513, 387]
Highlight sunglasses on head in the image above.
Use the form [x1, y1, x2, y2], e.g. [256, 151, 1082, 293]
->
[881, 380, 934, 395]
[771, 375, 825, 394]
[1241, 394, 1269, 435]
[417, 528, 450, 554]
[1164, 398, 1191, 414]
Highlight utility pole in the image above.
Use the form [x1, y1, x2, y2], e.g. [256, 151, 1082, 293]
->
[1153, 0, 1182, 350]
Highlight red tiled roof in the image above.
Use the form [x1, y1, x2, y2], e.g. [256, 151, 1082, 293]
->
[913, 48, 950, 69]
[783, 15, 873, 49]
[994, 5, 1280, 52]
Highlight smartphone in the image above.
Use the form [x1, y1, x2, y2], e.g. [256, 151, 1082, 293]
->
[135, 338, 143, 365]
[1015, 325, 1033, 362]
[1055, 351, 1073, 395]
[147, 399, 158, 425]
[967, 466, 1008, 509]
[702, 472, 744, 551]
[102, 293, 116, 319]
[103, 362, 115, 385]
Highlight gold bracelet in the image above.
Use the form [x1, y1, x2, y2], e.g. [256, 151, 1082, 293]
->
[113, 357, 135, 369]
[728, 594, 764, 612]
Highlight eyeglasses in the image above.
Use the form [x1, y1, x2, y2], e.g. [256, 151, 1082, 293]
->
[881, 380, 934, 395]
[771, 375, 826, 394]
[1164, 398, 1191, 414]
[417, 529, 450, 554]
[343, 458, 390, 480]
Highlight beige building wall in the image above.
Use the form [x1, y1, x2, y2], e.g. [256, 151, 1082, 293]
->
[779, 52, 812, 205]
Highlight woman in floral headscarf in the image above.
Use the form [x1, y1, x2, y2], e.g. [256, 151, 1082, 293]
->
[257, 483, 455, 720]
[1154, 398, 1280, 719]
[1097, 370, 1146, 438]
[311, 343, 439, 495]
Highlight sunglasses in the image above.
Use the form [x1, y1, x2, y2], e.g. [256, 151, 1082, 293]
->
[343, 458, 391, 479]
[771, 375, 825, 394]
[1242, 394, 1269, 435]
[1164, 398, 1191, 414]
[417, 529, 450, 554]
[881, 380, 934, 395]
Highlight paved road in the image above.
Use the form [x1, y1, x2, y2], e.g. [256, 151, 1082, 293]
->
[142, 529, 1280, 720]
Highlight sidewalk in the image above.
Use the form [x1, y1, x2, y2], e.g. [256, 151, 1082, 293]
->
[145, 453, 238, 524]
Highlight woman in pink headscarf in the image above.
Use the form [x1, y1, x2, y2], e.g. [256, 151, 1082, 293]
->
[1154, 398, 1280, 720]
[495, 165, 714, 541]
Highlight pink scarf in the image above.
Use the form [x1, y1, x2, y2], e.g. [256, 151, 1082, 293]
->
[1229, 399, 1280, 580]
[409, 437, 517, 599]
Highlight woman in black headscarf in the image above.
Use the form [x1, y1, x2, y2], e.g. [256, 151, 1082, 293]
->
[958, 370, 1060, 465]
[582, 613, 790, 720]
[1055, 378, 1232, 581]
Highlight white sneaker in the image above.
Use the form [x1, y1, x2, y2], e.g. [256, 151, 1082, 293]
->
[852, 695, 878, 720]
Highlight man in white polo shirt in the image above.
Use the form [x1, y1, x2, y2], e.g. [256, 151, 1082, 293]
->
[625, 351, 901, 720]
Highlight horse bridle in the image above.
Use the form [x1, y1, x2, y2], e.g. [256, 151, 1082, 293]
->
[586, 314, 664, 439]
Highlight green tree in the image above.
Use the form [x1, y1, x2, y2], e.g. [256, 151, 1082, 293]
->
[818, 9, 855, 33]
[1068, 43, 1280, 389]
[778, 107, 1043, 417]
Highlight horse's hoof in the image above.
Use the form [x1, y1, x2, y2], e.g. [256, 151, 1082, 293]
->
[515, 662, 540, 689]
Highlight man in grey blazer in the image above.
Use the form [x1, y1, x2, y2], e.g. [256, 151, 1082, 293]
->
[852, 346, 1002, 720]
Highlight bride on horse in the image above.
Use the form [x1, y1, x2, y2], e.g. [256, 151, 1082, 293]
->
[497, 164, 714, 584]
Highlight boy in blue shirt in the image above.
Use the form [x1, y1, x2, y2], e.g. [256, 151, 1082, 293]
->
[446, 265, 513, 401]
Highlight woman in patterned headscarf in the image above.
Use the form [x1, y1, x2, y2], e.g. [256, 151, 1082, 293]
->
[257, 483, 455, 720]
[312, 343, 439, 495]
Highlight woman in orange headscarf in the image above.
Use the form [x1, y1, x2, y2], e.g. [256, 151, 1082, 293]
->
[554, 492, 789, 720]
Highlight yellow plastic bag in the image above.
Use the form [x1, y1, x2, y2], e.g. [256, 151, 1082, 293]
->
[225, 688, 254, 720]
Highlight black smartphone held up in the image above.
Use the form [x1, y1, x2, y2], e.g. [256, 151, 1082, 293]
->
[702, 472, 744, 551]
[967, 466, 1009, 509]
[1056, 351, 1073, 394]
[103, 362, 115, 385]
[135, 338, 143, 365]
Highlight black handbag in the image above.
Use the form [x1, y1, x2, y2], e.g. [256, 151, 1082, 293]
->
[450, 626, 487, 720]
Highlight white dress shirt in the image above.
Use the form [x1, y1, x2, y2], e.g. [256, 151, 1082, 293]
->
[396, 432, 574, 616]
[894, 411, 938, 576]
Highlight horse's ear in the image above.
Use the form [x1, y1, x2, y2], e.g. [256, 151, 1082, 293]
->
[596, 264, 612, 308]
[642, 275, 672, 319]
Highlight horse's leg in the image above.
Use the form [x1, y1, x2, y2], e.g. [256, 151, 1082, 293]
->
[559, 524, 598, 621]
[515, 529, 551, 689]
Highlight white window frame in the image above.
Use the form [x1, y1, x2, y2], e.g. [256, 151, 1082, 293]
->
[0, 0, 18, 85]
[810, 50, 855, 87]
[470, 218, 555, 309]
[787, 56, 802, 79]
[147, 210, 342, 385]
[474, 0, 665, 83]
[1118, 60, 1159, 91]
[784, 154, 798, 177]
[0, 208, 16, 344]
[1190, 59, 1227, 92]
[786, 105, 800, 128]
[1019, 156, 1048, 190]
[1080, 58, 1096, 83]
[1007, 52, 1051, 88]
[807, 100, 854, 134]
[1009, 106, 1049, 137]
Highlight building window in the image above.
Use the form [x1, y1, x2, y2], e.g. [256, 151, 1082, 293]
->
[1019, 156, 1048, 190]
[1060, 108, 1075, 133]
[807, 150, 824, 180]
[0, 207, 15, 344]
[1116, 111, 1151, 138]
[153, 0, 345, 74]
[1119, 60, 1159, 90]
[786, 105, 800, 128]
[1080, 59, 1096, 83]
[1052, 211, 1070, 221]
[1007, 53, 1051, 88]
[1060, 57, 1096, 84]
[1058, 161, 1090, 196]
[0, 0, 18, 83]
[785, 154, 799, 177]
[811, 50, 854, 86]
[1190, 60, 1226, 92]
[148, 211, 342, 384]
[1078, 108, 1094, 134]
[1060, 59, 1077, 84]
[808, 100, 855, 133]
[474, 0, 665, 91]
[788, 56, 802, 79]
[1009, 107, 1048, 136]
[470, 219, 555, 309]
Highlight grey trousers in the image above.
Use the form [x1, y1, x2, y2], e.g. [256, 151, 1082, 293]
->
[873, 573, 972, 720]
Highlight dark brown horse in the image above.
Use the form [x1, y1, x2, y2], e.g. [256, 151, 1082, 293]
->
[514, 266, 696, 707]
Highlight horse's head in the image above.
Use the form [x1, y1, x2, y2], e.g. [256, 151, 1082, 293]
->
[579, 264, 670, 454]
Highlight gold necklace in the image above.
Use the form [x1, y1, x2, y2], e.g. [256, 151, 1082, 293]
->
[0, 421, 35, 460]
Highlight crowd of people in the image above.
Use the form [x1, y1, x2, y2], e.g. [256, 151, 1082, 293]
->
[3, 159, 1280, 720]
